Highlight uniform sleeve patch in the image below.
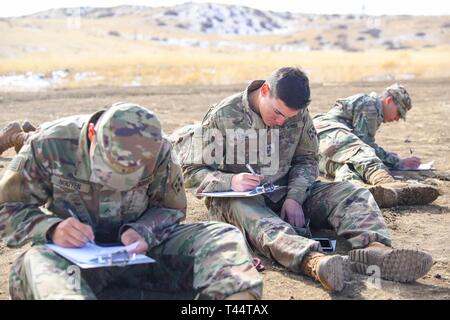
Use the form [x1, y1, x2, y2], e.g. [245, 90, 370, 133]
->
[8, 155, 26, 172]
[172, 174, 183, 194]
[307, 126, 317, 140]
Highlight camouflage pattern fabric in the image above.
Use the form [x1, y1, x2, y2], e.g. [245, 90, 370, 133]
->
[207, 181, 390, 273]
[385, 83, 412, 120]
[176, 80, 319, 205]
[0, 103, 262, 299]
[90, 102, 163, 191]
[9, 222, 262, 300]
[316, 128, 388, 182]
[171, 81, 391, 273]
[313, 94, 401, 182]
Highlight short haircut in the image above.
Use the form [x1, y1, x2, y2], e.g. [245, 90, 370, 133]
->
[266, 67, 311, 110]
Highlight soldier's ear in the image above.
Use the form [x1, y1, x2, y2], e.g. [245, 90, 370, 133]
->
[87, 122, 96, 142]
[385, 95, 394, 105]
[261, 83, 270, 97]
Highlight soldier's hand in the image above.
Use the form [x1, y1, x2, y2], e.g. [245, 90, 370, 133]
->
[280, 198, 305, 227]
[231, 173, 264, 191]
[400, 156, 421, 169]
[121, 228, 148, 255]
[50, 218, 95, 248]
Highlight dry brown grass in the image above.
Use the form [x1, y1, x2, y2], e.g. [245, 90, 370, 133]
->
[1, 46, 450, 86]
[1, 16, 450, 86]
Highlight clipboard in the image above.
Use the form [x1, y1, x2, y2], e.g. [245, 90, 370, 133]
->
[46, 242, 155, 269]
[398, 160, 435, 171]
[197, 183, 286, 198]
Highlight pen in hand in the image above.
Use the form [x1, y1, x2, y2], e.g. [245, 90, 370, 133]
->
[246, 164, 257, 175]
[68, 209, 95, 245]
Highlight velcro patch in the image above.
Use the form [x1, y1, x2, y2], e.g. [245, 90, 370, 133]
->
[8, 155, 26, 172]
[51, 175, 90, 193]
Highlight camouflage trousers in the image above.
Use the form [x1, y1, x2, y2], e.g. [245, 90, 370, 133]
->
[9, 222, 263, 300]
[317, 129, 387, 183]
[207, 181, 391, 273]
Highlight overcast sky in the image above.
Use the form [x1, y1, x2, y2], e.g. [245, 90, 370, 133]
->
[1, 0, 450, 17]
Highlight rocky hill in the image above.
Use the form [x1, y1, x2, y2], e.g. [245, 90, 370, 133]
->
[0, 1, 448, 65]
[18, 2, 450, 48]
[28, 3, 297, 35]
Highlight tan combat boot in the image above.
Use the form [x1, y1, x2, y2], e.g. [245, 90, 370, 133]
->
[368, 182, 440, 208]
[349, 242, 433, 283]
[0, 122, 24, 155]
[21, 120, 36, 133]
[300, 251, 345, 292]
[367, 169, 395, 185]
[365, 170, 398, 206]
[365, 169, 439, 207]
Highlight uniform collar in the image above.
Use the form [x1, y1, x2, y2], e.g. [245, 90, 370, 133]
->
[242, 80, 266, 127]
[375, 96, 384, 120]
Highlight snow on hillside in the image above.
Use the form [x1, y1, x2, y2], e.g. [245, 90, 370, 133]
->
[26, 2, 298, 35]
[28, 5, 147, 19]
[153, 2, 296, 35]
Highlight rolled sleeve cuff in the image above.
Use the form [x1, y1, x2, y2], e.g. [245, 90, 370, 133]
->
[34, 217, 64, 245]
[196, 172, 235, 194]
[286, 188, 308, 206]
[119, 223, 155, 248]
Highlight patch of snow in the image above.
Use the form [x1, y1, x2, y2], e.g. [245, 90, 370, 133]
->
[0, 69, 69, 91]
[122, 33, 311, 51]
[22, 46, 48, 53]
[362, 74, 395, 82]
[123, 77, 142, 87]
[153, 2, 297, 35]
[395, 73, 416, 80]
[29, 5, 147, 19]
[74, 71, 103, 81]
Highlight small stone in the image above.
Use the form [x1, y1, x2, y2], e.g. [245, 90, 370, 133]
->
[434, 274, 442, 279]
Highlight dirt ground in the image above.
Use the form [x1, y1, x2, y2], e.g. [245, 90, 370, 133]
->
[0, 78, 449, 300]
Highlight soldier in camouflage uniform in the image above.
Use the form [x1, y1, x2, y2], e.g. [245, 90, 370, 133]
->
[171, 68, 433, 292]
[313, 84, 440, 207]
[313, 83, 419, 183]
[0, 102, 262, 300]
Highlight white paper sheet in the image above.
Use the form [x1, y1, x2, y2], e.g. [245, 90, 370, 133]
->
[398, 160, 435, 171]
[46, 241, 155, 269]
[198, 185, 286, 198]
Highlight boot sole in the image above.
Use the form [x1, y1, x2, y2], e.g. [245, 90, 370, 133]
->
[318, 255, 345, 292]
[395, 185, 440, 206]
[0, 122, 22, 155]
[368, 185, 398, 208]
[349, 248, 432, 283]
[369, 184, 440, 208]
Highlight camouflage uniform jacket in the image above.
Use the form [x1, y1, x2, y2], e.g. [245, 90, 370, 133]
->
[183, 80, 319, 205]
[0, 111, 186, 248]
[313, 94, 400, 168]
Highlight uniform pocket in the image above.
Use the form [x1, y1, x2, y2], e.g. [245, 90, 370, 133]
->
[121, 185, 150, 220]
